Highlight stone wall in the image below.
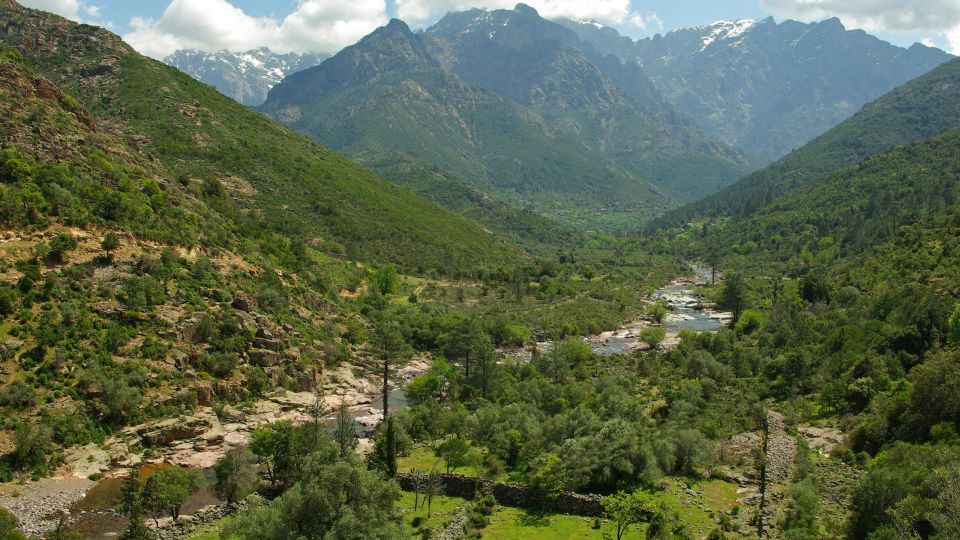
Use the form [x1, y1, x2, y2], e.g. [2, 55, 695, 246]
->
[395, 473, 604, 517]
[757, 410, 797, 538]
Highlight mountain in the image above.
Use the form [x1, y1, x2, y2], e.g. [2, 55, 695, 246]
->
[0, 0, 520, 272]
[425, 6, 750, 201]
[261, 6, 751, 231]
[650, 56, 960, 230]
[164, 48, 328, 106]
[561, 17, 953, 163]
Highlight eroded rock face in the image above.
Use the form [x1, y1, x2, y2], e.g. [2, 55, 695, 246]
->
[799, 426, 845, 455]
[138, 415, 214, 446]
[248, 348, 281, 367]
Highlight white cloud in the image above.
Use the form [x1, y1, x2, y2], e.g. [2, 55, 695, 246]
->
[19, 0, 78, 19]
[396, 0, 655, 28]
[762, 0, 960, 53]
[19, 0, 106, 25]
[123, 0, 388, 59]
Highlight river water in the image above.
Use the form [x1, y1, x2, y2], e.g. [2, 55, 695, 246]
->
[589, 265, 731, 356]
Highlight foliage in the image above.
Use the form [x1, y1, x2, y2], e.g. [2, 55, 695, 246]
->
[0, 507, 27, 540]
[222, 454, 404, 540]
[214, 448, 259, 505]
[602, 489, 654, 540]
[143, 466, 203, 524]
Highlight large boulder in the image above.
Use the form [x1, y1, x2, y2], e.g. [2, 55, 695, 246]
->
[248, 348, 281, 367]
[138, 415, 213, 446]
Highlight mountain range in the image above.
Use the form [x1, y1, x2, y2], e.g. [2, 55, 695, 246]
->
[562, 16, 952, 163]
[652, 56, 960, 229]
[260, 5, 751, 231]
[164, 48, 328, 106]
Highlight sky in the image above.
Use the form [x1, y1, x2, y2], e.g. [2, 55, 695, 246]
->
[16, 0, 960, 59]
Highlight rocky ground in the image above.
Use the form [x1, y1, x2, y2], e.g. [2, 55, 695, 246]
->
[0, 356, 431, 537]
[0, 476, 93, 537]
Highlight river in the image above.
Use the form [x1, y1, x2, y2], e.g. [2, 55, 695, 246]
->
[589, 264, 731, 356]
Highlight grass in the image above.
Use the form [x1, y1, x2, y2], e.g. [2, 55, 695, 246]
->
[397, 445, 483, 477]
[481, 506, 646, 539]
[396, 490, 466, 537]
[186, 516, 234, 540]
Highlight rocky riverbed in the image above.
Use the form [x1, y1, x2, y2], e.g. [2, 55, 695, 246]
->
[0, 476, 93, 537]
[0, 356, 431, 537]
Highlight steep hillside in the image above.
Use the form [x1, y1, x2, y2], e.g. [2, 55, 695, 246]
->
[651, 57, 960, 229]
[164, 48, 328, 106]
[562, 17, 952, 163]
[0, 0, 520, 272]
[710, 128, 960, 280]
[427, 6, 750, 202]
[263, 19, 668, 231]
[262, 7, 751, 231]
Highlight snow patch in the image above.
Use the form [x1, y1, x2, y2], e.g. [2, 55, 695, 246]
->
[573, 18, 606, 30]
[699, 19, 758, 51]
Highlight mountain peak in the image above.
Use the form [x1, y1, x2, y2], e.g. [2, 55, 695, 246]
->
[384, 18, 413, 34]
[514, 3, 539, 16]
[698, 19, 759, 49]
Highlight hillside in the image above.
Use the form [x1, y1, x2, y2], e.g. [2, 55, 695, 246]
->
[651, 56, 960, 230]
[0, 0, 521, 272]
[562, 17, 952, 163]
[164, 48, 328, 106]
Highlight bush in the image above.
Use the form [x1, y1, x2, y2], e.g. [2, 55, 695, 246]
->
[101, 232, 120, 252]
[0, 380, 36, 408]
[46, 234, 78, 263]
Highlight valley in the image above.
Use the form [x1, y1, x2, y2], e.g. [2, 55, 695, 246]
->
[0, 1, 958, 540]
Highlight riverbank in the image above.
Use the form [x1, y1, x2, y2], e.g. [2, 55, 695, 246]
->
[0, 356, 431, 538]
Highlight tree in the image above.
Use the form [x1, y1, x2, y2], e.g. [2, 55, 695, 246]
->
[214, 447, 259, 505]
[250, 421, 298, 490]
[442, 318, 490, 381]
[640, 327, 667, 350]
[118, 470, 152, 540]
[101, 232, 120, 253]
[11, 422, 52, 473]
[435, 437, 470, 474]
[46, 234, 78, 264]
[371, 318, 411, 420]
[222, 457, 405, 540]
[528, 453, 573, 502]
[719, 273, 746, 323]
[368, 265, 399, 295]
[603, 489, 653, 540]
[385, 417, 398, 478]
[781, 479, 819, 539]
[0, 507, 27, 540]
[143, 466, 202, 525]
[948, 303, 960, 345]
[333, 400, 358, 458]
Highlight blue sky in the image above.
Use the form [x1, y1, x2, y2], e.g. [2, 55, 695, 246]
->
[18, 0, 959, 59]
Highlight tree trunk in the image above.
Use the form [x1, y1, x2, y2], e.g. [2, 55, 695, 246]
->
[382, 357, 389, 421]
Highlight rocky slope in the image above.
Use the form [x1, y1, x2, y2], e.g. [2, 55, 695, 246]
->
[164, 48, 328, 106]
[561, 17, 953, 163]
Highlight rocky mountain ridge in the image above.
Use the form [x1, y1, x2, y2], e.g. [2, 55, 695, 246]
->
[164, 48, 328, 106]
[561, 16, 953, 162]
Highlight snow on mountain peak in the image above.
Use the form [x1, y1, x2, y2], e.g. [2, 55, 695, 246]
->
[699, 19, 758, 50]
[573, 19, 607, 30]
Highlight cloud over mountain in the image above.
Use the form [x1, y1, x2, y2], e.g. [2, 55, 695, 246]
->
[763, 0, 960, 52]
[123, 0, 387, 59]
